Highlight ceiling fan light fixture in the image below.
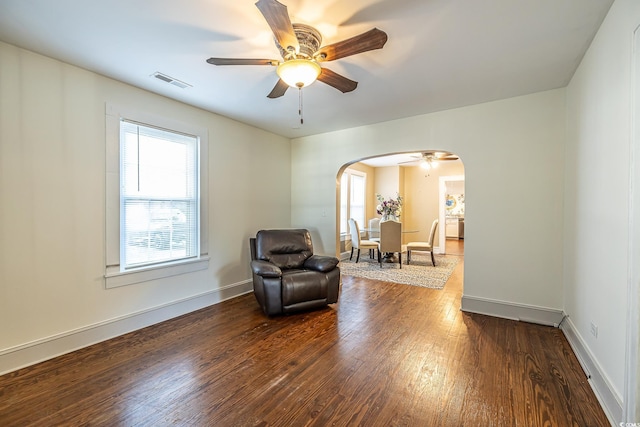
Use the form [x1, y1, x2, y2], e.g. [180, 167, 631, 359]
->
[277, 59, 321, 88]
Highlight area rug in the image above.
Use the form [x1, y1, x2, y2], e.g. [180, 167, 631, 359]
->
[339, 253, 459, 289]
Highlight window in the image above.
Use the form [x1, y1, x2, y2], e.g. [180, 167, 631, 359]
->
[340, 169, 366, 235]
[120, 121, 198, 268]
[105, 105, 209, 288]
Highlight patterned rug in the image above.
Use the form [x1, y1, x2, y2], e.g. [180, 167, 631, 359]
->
[338, 252, 459, 289]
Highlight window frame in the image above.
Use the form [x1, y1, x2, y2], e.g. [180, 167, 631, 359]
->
[340, 169, 367, 236]
[105, 104, 209, 288]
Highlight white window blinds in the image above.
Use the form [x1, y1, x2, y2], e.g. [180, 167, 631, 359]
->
[350, 173, 365, 230]
[120, 120, 199, 269]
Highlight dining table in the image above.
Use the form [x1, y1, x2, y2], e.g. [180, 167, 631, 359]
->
[362, 228, 419, 262]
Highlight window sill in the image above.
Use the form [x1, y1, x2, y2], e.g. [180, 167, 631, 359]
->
[105, 256, 210, 289]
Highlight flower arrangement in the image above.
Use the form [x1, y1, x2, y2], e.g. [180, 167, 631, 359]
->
[376, 193, 403, 220]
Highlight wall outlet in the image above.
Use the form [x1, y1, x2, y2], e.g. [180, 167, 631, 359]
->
[590, 322, 598, 338]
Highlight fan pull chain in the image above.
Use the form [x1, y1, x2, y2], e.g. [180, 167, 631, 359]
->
[298, 86, 304, 125]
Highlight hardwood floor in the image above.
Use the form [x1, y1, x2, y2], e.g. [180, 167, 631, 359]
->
[0, 246, 609, 426]
[445, 237, 465, 256]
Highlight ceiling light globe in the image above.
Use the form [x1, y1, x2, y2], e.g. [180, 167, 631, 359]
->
[277, 59, 321, 88]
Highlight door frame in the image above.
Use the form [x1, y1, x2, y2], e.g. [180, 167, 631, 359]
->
[438, 175, 464, 254]
[623, 22, 640, 424]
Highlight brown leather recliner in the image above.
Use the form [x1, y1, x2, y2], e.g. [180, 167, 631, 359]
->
[250, 229, 341, 316]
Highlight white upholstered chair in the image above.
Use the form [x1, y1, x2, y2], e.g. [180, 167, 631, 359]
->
[348, 218, 379, 263]
[406, 219, 439, 266]
[368, 218, 381, 242]
[379, 219, 402, 268]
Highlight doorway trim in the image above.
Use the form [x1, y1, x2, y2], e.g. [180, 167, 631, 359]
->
[623, 22, 640, 424]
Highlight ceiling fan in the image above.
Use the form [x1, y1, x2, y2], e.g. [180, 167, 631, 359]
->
[399, 151, 460, 169]
[206, 0, 388, 99]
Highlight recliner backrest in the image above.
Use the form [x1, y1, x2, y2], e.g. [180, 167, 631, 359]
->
[255, 229, 313, 269]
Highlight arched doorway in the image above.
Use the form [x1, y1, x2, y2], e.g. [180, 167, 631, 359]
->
[336, 150, 465, 260]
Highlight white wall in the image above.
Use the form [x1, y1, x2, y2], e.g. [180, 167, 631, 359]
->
[292, 89, 566, 313]
[0, 42, 291, 372]
[564, 0, 640, 420]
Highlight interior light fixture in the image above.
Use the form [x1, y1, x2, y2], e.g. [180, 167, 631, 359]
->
[277, 59, 321, 88]
[420, 156, 439, 170]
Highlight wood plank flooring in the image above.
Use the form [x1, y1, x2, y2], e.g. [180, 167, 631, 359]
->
[0, 244, 610, 426]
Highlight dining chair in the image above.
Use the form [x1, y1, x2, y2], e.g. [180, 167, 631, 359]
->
[368, 218, 381, 242]
[348, 218, 379, 263]
[406, 219, 438, 266]
[379, 219, 402, 268]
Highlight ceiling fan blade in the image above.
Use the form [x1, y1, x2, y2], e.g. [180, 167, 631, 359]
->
[267, 79, 289, 98]
[255, 0, 299, 54]
[431, 151, 459, 160]
[317, 68, 358, 93]
[316, 28, 388, 62]
[417, 151, 460, 161]
[207, 58, 277, 66]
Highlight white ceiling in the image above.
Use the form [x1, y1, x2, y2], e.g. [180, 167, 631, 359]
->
[361, 153, 424, 167]
[0, 0, 613, 139]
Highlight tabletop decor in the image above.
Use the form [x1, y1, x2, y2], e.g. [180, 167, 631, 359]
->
[376, 193, 403, 221]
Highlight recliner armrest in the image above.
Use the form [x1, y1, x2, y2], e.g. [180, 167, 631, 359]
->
[251, 260, 282, 277]
[304, 255, 339, 272]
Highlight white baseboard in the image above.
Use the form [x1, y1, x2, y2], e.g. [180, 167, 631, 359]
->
[460, 295, 564, 326]
[0, 280, 253, 376]
[561, 317, 622, 426]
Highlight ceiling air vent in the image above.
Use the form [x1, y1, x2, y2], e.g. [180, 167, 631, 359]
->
[151, 72, 192, 89]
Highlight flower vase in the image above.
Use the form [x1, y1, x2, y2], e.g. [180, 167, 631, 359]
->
[382, 213, 397, 222]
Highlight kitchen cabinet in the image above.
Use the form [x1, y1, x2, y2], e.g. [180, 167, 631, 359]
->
[446, 217, 464, 239]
